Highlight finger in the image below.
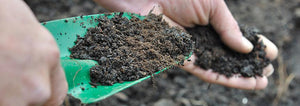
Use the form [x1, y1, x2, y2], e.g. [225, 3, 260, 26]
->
[26, 70, 51, 105]
[181, 55, 268, 90]
[254, 76, 268, 90]
[189, 68, 268, 90]
[143, 5, 183, 28]
[257, 35, 278, 60]
[263, 64, 274, 77]
[45, 65, 68, 106]
[209, 73, 268, 90]
[162, 15, 182, 28]
[179, 54, 198, 71]
[210, 0, 253, 53]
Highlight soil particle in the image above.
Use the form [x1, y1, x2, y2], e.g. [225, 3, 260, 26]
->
[186, 25, 271, 77]
[80, 87, 85, 91]
[70, 13, 193, 85]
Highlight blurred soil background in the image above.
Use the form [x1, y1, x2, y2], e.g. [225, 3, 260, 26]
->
[25, 0, 300, 106]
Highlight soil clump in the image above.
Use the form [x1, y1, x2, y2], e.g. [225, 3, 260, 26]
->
[186, 25, 271, 77]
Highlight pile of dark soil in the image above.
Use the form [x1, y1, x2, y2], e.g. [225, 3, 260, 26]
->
[69, 13, 193, 85]
[187, 25, 270, 77]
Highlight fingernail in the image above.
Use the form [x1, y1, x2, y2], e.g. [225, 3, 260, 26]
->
[242, 37, 254, 52]
[257, 34, 278, 60]
[266, 67, 274, 77]
[263, 64, 274, 77]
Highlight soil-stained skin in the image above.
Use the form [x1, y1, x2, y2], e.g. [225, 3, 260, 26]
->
[70, 13, 193, 85]
[187, 25, 270, 77]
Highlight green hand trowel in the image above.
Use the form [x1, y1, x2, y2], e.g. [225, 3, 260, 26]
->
[42, 12, 168, 104]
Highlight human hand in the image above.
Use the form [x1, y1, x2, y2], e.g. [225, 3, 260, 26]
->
[0, 0, 67, 105]
[94, 0, 278, 90]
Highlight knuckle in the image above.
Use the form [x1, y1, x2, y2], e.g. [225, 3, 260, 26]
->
[49, 47, 60, 60]
[46, 50, 60, 69]
[38, 28, 61, 65]
[45, 45, 60, 66]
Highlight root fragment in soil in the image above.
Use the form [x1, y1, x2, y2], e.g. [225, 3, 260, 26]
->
[186, 25, 271, 77]
[70, 13, 193, 85]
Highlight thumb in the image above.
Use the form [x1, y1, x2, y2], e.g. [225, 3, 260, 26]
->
[210, 0, 253, 53]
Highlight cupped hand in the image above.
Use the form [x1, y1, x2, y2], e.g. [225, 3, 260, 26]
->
[95, 0, 278, 90]
[0, 0, 67, 105]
